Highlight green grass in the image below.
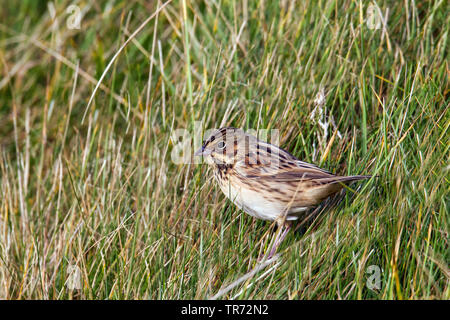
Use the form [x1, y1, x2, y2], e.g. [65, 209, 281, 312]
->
[0, 0, 448, 299]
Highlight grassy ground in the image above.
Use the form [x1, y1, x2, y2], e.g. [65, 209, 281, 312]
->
[0, 0, 448, 299]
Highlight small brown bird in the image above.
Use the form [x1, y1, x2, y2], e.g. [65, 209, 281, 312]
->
[195, 127, 370, 258]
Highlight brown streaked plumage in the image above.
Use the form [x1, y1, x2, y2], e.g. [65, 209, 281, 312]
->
[195, 127, 371, 257]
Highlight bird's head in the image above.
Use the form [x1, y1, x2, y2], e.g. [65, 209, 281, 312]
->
[194, 127, 254, 165]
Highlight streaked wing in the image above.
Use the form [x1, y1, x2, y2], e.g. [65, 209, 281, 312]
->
[234, 141, 334, 182]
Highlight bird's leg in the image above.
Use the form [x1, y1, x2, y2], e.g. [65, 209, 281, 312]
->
[258, 222, 281, 261]
[266, 221, 291, 260]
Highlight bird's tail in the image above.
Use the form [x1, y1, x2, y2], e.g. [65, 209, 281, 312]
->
[334, 175, 371, 183]
[306, 174, 371, 205]
[318, 175, 372, 185]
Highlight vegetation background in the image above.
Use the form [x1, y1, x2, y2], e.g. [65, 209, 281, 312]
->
[0, 0, 448, 299]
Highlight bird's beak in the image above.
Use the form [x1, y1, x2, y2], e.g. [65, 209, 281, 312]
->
[194, 147, 211, 157]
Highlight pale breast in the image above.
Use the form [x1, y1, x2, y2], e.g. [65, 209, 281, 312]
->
[213, 169, 286, 221]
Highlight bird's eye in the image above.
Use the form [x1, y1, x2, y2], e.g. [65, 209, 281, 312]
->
[217, 141, 226, 149]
